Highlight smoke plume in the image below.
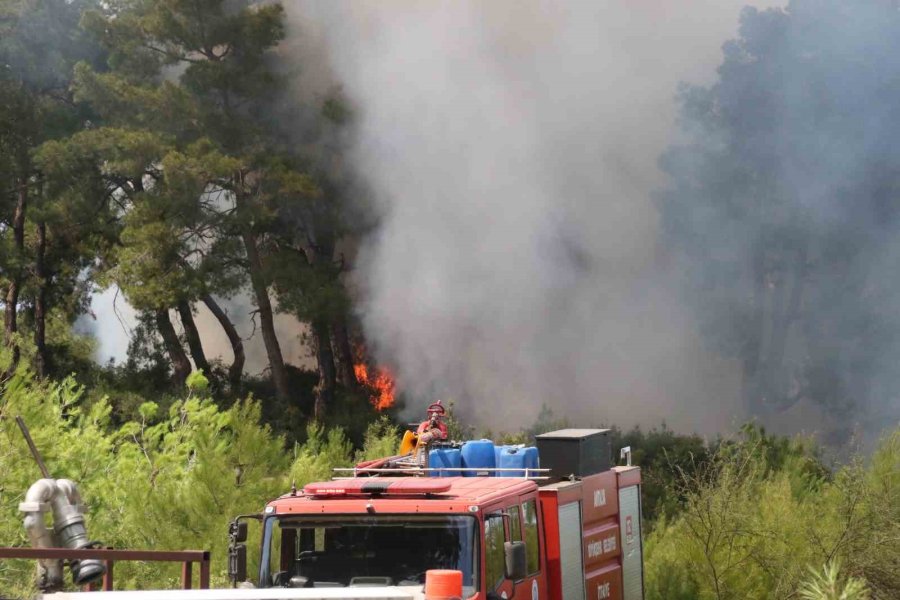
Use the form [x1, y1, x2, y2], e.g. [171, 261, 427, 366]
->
[283, 1, 788, 434]
[658, 0, 900, 445]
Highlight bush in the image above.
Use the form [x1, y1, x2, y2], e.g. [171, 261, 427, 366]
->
[643, 427, 900, 600]
[612, 424, 711, 524]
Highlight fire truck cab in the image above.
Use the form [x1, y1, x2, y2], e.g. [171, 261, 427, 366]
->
[231, 429, 644, 600]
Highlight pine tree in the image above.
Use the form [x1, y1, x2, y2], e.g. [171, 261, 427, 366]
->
[0, 0, 108, 378]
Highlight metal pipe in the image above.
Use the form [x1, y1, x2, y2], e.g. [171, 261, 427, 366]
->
[20, 479, 64, 589]
[55, 479, 83, 507]
[50, 479, 105, 585]
[19, 479, 105, 588]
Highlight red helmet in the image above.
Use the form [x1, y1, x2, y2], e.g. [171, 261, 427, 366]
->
[426, 400, 446, 418]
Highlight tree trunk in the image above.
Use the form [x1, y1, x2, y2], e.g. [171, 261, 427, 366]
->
[311, 319, 336, 421]
[3, 177, 28, 377]
[33, 219, 48, 379]
[300, 240, 339, 416]
[331, 317, 357, 387]
[233, 177, 290, 403]
[202, 293, 245, 387]
[762, 241, 808, 411]
[759, 258, 788, 408]
[241, 228, 290, 404]
[741, 244, 766, 416]
[176, 300, 212, 377]
[155, 308, 191, 385]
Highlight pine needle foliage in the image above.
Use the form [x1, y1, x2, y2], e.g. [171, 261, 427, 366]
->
[0, 372, 385, 596]
[644, 427, 900, 600]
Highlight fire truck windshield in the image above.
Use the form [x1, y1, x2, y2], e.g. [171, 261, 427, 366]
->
[259, 514, 478, 594]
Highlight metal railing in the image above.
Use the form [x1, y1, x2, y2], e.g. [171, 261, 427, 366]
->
[333, 466, 550, 479]
[0, 547, 211, 591]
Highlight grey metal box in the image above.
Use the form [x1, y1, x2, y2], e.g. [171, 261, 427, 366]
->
[535, 428, 611, 479]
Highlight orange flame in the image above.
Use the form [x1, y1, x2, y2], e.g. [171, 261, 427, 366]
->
[355, 362, 396, 410]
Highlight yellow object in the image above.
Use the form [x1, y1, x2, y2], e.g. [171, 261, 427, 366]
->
[399, 430, 418, 455]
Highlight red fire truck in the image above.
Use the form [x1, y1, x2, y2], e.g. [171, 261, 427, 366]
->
[228, 426, 645, 600]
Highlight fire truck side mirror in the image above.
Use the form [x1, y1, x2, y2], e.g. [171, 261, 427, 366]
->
[228, 519, 249, 585]
[503, 541, 527, 581]
[230, 520, 248, 543]
[228, 542, 247, 584]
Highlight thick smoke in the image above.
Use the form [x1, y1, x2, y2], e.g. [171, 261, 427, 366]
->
[285, 1, 786, 433]
[659, 0, 900, 444]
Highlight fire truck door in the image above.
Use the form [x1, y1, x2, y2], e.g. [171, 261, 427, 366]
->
[519, 498, 545, 600]
[507, 499, 544, 600]
[487, 502, 542, 600]
[505, 504, 528, 600]
[484, 512, 515, 600]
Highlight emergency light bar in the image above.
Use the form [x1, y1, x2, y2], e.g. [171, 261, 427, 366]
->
[303, 479, 452, 497]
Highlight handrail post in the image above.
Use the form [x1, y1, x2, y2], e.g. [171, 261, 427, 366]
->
[181, 560, 193, 589]
[103, 560, 113, 591]
[200, 552, 211, 589]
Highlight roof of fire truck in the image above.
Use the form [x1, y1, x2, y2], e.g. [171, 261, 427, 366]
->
[266, 477, 539, 515]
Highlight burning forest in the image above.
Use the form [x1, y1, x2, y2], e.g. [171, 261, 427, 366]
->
[1, 0, 899, 597]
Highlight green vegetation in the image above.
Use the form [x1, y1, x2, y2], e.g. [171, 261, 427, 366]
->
[0, 371, 397, 597]
[1, 0, 899, 598]
[644, 426, 899, 600]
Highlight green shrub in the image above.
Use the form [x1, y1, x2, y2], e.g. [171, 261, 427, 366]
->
[355, 416, 400, 463]
[644, 427, 900, 600]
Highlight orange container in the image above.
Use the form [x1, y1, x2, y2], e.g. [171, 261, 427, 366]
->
[425, 569, 463, 600]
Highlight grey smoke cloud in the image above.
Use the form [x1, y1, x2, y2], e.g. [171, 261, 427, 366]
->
[658, 0, 900, 446]
[285, 1, 786, 433]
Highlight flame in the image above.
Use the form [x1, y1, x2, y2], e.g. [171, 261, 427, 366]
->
[355, 362, 396, 410]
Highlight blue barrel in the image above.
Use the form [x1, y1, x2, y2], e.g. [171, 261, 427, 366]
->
[494, 444, 507, 467]
[429, 448, 462, 477]
[461, 439, 496, 476]
[498, 445, 528, 477]
[523, 446, 540, 476]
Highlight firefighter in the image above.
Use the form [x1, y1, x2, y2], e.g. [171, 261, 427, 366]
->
[396, 401, 449, 468]
[415, 401, 448, 468]
[417, 401, 449, 444]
